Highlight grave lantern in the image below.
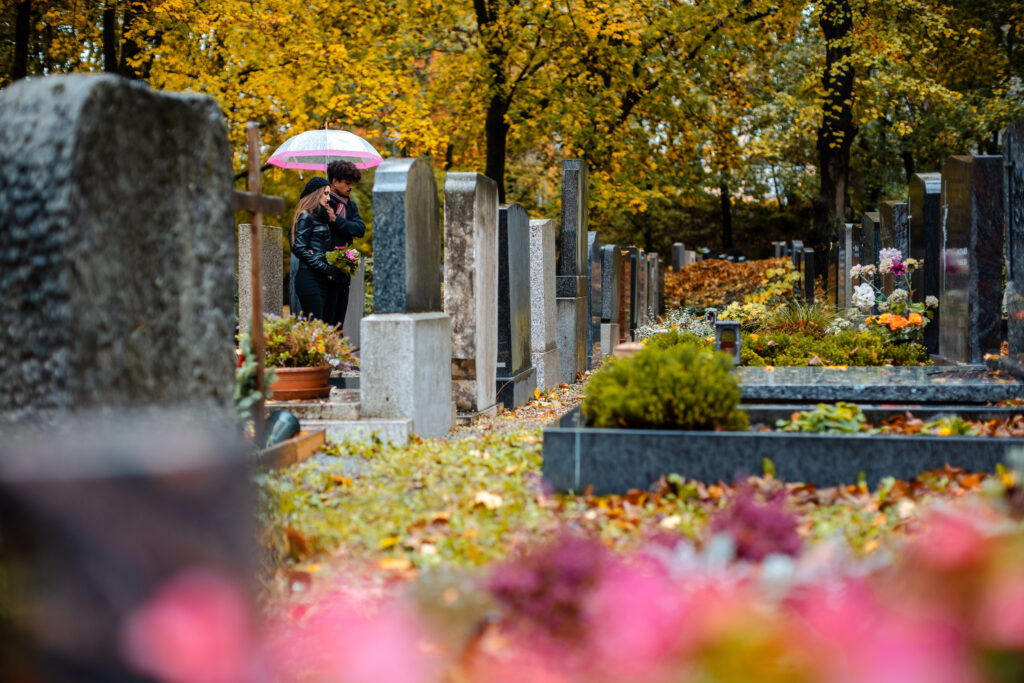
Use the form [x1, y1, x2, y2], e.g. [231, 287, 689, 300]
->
[705, 308, 719, 325]
[715, 320, 742, 364]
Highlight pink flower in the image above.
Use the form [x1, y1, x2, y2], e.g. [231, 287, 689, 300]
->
[908, 508, 989, 572]
[346, 249, 357, 259]
[890, 260, 907, 276]
[120, 569, 258, 683]
[975, 574, 1024, 649]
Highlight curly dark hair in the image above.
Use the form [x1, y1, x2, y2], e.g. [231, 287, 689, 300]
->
[327, 160, 362, 184]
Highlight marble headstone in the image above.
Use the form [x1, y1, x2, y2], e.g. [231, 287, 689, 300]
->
[0, 74, 235, 422]
[443, 172, 498, 415]
[1005, 119, 1024, 360]
[938, 156, 1004, 363]
[881, 202, 909, 293]
[600, 245, 622, 356]
[587, 231, 601, 368]
[556, 160, 590, 383]
[371, 157, 441, 313]
[529, 219, 561, 390]
[238, 224, 284, 331]
[497, 204, 537, 408]
[345, 258, 365, 347]
[909, 172, 943, 354]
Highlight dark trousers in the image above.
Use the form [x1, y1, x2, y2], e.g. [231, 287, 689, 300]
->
[294, 267, 331, 321]
[324, 276, 351, 330]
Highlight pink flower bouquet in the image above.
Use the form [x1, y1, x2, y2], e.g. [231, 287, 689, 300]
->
[326, 247, 360, 277]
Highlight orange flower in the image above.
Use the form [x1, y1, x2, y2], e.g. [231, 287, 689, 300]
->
[877, 314, 892, 324]
[864, 316, 876, 325]
[908, 312, 924, 325]
[888, 315, 909, 330]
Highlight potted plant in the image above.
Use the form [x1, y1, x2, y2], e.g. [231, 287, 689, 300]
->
[261, 314, 357, 400]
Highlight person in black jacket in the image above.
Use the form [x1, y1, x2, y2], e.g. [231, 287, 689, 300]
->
[290, 177, 346, 321]
[324, 160, 366, 330]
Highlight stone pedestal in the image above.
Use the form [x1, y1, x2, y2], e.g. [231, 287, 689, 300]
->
[600, 323, 619, 359]
[360, 312, 452, 437]
[238, 224, 283, 331]
[600, 245, 622, 357]
[557, 292, 588, 383]
[939, 156, 1004, 364]
[0, 75, 235, 423]
[444, 172, 498, 415]
[530, 219, 560, 390]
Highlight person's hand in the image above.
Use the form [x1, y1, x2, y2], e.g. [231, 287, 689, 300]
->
[325, 205, 336, 222]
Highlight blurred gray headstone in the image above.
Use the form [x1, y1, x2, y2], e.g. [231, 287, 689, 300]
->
[497, 204, 537, 408]
[238, 224, 283, 331]
[910, 172, 943, 354]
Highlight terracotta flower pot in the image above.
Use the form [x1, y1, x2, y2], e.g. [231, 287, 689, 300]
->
[269, 366, 332, 400]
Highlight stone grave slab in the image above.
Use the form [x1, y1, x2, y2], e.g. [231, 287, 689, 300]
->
[444, 172, 499, 417]
[529, 219, 561, 389]
[497, 204, 537, 407]
[939, 156, 1004, 363]
[344, 258, 365, 347]
[910, 172, 943, 354]
[672, 242, 684, 271]
[618, 251, 633, 343]
[238, 224, 283, 331]
[1004, 118, 1024, 376]
[803, 248, 815, 302]
[556, 160, 589, 383]
[0, 74, 235, 423]
[588, 231, 602, 368]
[600, 245, 621, 357]
[861, 211, 881, 292]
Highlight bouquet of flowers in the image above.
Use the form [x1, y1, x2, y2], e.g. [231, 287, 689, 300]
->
[850, 248, 938, 342]
[326, 246, 360, 277]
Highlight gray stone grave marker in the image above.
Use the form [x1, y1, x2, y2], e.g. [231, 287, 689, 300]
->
[672, 242, 685, 271]
[444, 172, 498, 417]
[556, 160, 589, 383]
[600, 245, 621, 356]
[497, 204, 537, 408]
[588, 231, 601, 368]
[909, 173, 942, 354]
[938, 156, 1005, 363]
[619, 251, 633, 343]
[1005, 119, 1024, 369]
[530, 219, 561, 390]
[345, 258, 365, 347]
[0, 75, 237, 423]
[238, 224, 283, 331]
[803, 248, 816, 302]
[362, 158, 452, 437]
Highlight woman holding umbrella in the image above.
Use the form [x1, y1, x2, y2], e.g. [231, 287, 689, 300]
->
[290, 177, 346, 321]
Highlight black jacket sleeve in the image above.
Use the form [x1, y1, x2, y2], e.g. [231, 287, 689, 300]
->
[332, 198, 366, 242]
[291, 212, 341, 278]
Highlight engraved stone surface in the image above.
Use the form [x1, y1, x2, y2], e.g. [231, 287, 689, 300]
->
[939, 156, 1004, 363]
[371, 157, 441, 313]
[497, 204, 536, 407]
[619, 251, 633, 343]
[838, 224, 853, 308]
[588, 231, 601, 368]
[344, 258, 365, 347]
[1005, 119, 1024, 359]
[0, 74, 235, 422]
[881, 202, 909, 293]
[444, 172, 498, 413]
[601, 245, 622, 322]
[558, 159, 589, 289]
[238, 224, 283, 331]
[627, 247, 642, 333]
[910, 172, 943, 354]
[860, 211, 881, 292]
[529, 219, 560, 390]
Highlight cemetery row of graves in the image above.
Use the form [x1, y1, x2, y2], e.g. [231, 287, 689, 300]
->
[3, 74, 1024, 680]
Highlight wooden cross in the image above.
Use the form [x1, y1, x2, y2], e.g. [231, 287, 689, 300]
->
[233, 122, 285, 447]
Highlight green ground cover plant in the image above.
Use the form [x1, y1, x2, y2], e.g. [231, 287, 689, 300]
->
[742, 329, 930, 366]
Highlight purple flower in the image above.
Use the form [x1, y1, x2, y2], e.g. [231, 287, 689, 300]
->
[709, 483, 803, 561]
[890, 261, 907, 277]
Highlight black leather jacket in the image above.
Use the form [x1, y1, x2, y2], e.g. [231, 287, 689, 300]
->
[291, 210, 344, 279]
[328, 194, 366, 249]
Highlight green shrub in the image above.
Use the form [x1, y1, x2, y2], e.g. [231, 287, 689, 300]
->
[777, 402, 867, 434]
[582, 342, 748, 431]
[643, 329, 713, 351]
[742, 330, 929, 367]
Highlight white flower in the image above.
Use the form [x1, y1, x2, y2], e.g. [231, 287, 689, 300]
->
[926, 295, 939, 309]
[879, 258, 894, 275]
[889, 288, 908, 302]
[860, 265, 877, 279]
[879, 248, 902, 262]
[853, 283, 876, 312]
[904, 258, 921, 269]
[850, 264, 863, 279]
[878, 300, 890, 312]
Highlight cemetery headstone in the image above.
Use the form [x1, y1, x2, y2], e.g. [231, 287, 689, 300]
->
[588, 231, 602, 368]
[1005, 119, 1024, 366]
[790, 240, 804, 269]
[909, 172, 943, 354]
[647, 253, 658, 322]
[529, 219, 561, 390]
[826, 241, 838, 306]
[619, 251, 633, 343]
[803, 248, 816, 302]
[497, 204, 538, 408]
[556, 160, 590, 383]
[0, 74, 236, 422]
[859, 211, 881, 294]
[600, 245, 622, 356]
[839, 224, 853, 308]
[627, 247, 643, 335]
[443, 172, 498, 416]
[938, 155, 1004, 363]
[345, 258, 365, 347]
[362, 158, 452, 437]
[672, 242, 685, 271]
[238, 224, 283, 331]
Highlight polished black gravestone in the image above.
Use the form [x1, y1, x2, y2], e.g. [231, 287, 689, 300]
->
[0, 414, 254, 681]
[861, 211, 882, 291]
[627, 246, 642, 335]
[497, 204, 537, 408]
[939, 156, 1004, 364]
[883, 201, 909, 257]
[587, 231, 601, 368]
[803, 248, 816, 302]
[1004, 119, 1024, 377]
[910, 172, 943, 354]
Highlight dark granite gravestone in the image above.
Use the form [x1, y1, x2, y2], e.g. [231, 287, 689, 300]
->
[838, 225, 853, 308]
[372, 158, 441, 313]
[803, 248, 816, 302]
[861, 211, 882, 292]
[881, 202, 909, 294]
[909, 172, 943, 354]
[627, 247, 642, 335]
[939, 156, 1004, 363]
[827, 241, 839, 306]
[618, 251, 633, 343]
[600, 245, 622, 356]
[443, 172, 498, 415]
[587, 231, 601, 368]
[791, 240, 804, 269]
[496, 204, 537, 408]
[0, 74, 235, 423]
[671, 242, 685, 271]
[1005, 119, 1024, 368]
[556, 160, 589, 383]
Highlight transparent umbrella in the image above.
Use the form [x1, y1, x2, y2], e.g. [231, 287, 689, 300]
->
[267, 128, 383, 171]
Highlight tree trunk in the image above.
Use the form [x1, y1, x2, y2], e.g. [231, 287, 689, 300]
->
[119, 1, 140, 79]
[900, 150, 915, 184]
[720, 179, 734, 250]
[484, 94, 509, 202]
[103, 6, 118, 73]
[815, 0, 857, 241]
[13, 0, 31, 81]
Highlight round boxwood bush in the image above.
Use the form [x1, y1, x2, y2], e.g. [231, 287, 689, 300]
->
[582, 342, 748, 431]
